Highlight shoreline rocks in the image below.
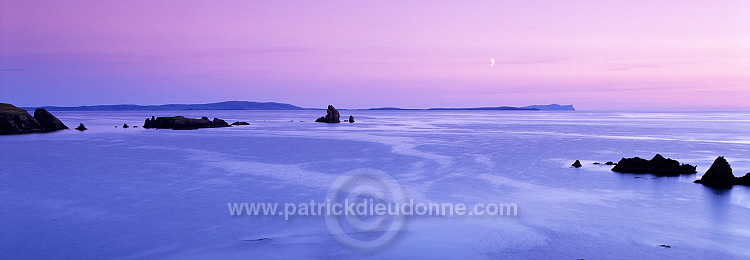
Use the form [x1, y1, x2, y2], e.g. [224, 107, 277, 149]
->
[695, 156, 750, 187]
[143, 116, 231, 130]
[1, 103, 68, 135]
[611, 154, 696, 175]
[315, 105, 341, 123]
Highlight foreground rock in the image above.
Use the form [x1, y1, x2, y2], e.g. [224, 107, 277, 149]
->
[611, 154, 696, 175]
[572, 160, 582, 168]
[695, 156, 750, 187]
[143, 116, 231, 130]
[315, 105, 341, 123]
[75, 123, 88, 131]
[0, 103, 68, 134]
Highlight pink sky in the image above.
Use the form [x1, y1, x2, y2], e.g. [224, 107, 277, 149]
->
[1, 0, 748, 110]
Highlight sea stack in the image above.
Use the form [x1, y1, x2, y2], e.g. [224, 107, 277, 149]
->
[695, 156, 736, 187]
[572, 160, 582, 168]
[349, 115, 355, 123]
[34, 108, 69, 131]
[143, 116, 231, 130]
[315, 105, 341, 123]
[611, 154, 696, 175]
[0, 103, 68, 134]
[123, 124, 130, 128]
[75, 123, 88, 131]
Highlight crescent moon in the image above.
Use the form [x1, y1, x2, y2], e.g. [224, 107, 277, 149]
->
[490, 58, 496, 67]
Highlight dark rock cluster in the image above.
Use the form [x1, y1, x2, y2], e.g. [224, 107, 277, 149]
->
[695, 156, 750, 187]
[315, 105, 341, 123]
[143, 116, 230, 130]
[0, 103, 68, 134]
[611, 154, 696, 175]
[231, 121, 250, 125]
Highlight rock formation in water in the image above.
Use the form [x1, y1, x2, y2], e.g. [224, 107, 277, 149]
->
[572, 160, 582, 168]
[737, 173, 750, 186]
[349, 115, 355, 123]
[143, 116, 231, 130]
[231, 121, 250, 125]
[123, 124, 129, 128]
[34, 108, 68, 130]
[611, 154, 696, 175]
[75, 123, 88, 131]
[0, 103, 68, 134]
[315, 105, 341, 123]
[694, 156, 748, 187]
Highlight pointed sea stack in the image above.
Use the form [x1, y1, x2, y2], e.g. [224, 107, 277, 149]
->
[349, 115, 355, 123]
[315, 105, 341, 123]
[695, 156, 737, 187]
[34, 108, 68, 130]
[572, 160, 582, 168]
[75, 123, 87, 131]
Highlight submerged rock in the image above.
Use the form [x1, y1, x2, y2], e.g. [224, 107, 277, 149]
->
[143, 116, 232, 130]
[231, 121, 250, 125]
[0, 103, 68, 134]
[611, 154, 696, 175]
[75, 123, 88, 131]
[572, 160, 582, 168]
[315, 105, 341, 123]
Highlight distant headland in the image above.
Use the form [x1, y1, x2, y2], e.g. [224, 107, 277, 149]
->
[25, 101, 575, 111]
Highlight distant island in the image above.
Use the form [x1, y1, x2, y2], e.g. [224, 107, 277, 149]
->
[26, 101, 575, 111]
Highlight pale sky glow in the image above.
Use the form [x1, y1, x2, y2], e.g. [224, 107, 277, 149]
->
[1, 0, 748, 110]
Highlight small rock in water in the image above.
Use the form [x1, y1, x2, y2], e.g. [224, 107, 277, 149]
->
[231, 121, 250, 126]
[123, 124, 129, 128]
[572, 160, 582, 168]
[349, 115, 355, 123]
[658, 244, 671, 248]
[593, 162, 601, 165]
[605, 161, 615, 165]
[75, 123, 87, 131]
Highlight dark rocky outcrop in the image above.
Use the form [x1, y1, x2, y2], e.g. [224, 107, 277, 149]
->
[349, 115, 355, 123]
[315, 105, 341, 123]
[75, 123, 88, 131]
[0, 103, 68, 135]
[143, 116, 231, 130]
[611, 154, 696, 175]
[737, 173, 750, 186]
[572, 160, 582, 168]
[694, 156, 750, 187]
[605, 161, 616, 165]
[123, 124, 129, 128]
[34, 108, 68, 131]
[231, 121, 250, 125]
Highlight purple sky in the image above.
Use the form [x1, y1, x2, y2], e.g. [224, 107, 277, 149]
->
[1, 0, 748, 110]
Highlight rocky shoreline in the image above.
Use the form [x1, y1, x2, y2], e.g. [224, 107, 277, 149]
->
[0, 103, 68, 134]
